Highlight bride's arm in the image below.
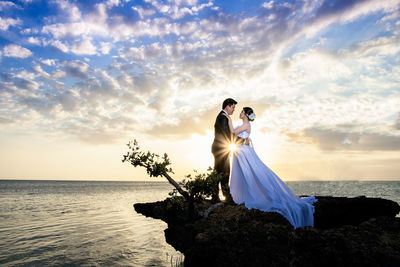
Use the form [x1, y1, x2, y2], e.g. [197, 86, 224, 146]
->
[233, 123, 249, 135]
[224, 114, 234, 133]
[222, 114, 250, 135]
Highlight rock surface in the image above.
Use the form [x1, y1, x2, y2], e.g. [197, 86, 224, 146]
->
[134, 196, 400, 267]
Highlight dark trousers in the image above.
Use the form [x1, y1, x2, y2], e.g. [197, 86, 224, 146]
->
[212, 148, 232, 201]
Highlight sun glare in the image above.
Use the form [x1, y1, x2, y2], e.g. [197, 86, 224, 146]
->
[229, 143, 236, 152]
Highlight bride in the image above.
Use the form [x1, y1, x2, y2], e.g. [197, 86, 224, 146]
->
[223, 107, 316, 228]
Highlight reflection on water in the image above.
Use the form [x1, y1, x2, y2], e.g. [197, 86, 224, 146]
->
[0, 180, 183, 266]
[287, 180, 400, 205]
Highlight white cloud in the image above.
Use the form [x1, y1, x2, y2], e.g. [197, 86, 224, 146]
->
[42, 3, 110, 39]
[122, 42, 171, 60]
[169, 5, 193, 19]
[2, 0, 399, 149]
[27, 36, 41, 45]
[55, 0, 82, 21]
[21, 28, 39, 35]
[32, 64, 52, 80]
[132, 6, 157, 18]
[44, 39, 69, 53]
[57, 90, 81, 112]
[262, 1, 274, 9]
[191, 1, 213, 12]
[145, 0, 170, 13]
[100, 42, 112, 54]
[0, 17, 21, 31]
[40, 58, 56, 66]
[301, 0, 400, 38]
[345, 35, 400, 57]
[15, 79, 40, 91]
[0, 1, 18, 11]
[71, 38, 97, 55]
[106, 0, 121, 8]
[42, 22, 87, 38]
[40, 0, 209, 42]
[168, 0, 198, 6]
[51, 70, 67, 79]
[145, 0, 212, 19]
[61, 60, 90, 79]
[16, 70, 36, 80]
[3, 44, 32, 58]
[301, 126, 400, 151]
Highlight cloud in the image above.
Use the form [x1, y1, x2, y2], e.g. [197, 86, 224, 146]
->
[1, 0, 399, 148]
[42, 3, 109, 39]
[100, 42, 112, 54]
[106, 0, 121, 8]
[42, 22, 89, 38]
[15, 70, 36, 80]
[27, 36, 41, 45]
[300, 0, 400, 38]
[262, 1, 274, 9]
[55, 0, 82, 21]
[168, 0, 198, 6]
[0, 17, 21, 31]
[146, 99, 272, 138]
[0, 117, 14, 124]
[40, 58, 56, 66]
[46, 39, 69, 53]
[64, 115, 137, 144]
[340, 35, 400, 57]
[132, 6, 157, 18]
[14, 79, 40, 90]
[56, 90, 81, 112]
[40, 0, 212, 42]
[299, 126, 400, 151]
[2, 44, 32, 58]
[0, 1, 19, 11]
[71, 38, 97, 55]
[61, 60, 90, 79]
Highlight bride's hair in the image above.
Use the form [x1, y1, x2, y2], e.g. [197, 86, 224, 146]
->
[243, 107, 255, 121]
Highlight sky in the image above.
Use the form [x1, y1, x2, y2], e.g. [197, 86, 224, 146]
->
[0, 0, 399, 181]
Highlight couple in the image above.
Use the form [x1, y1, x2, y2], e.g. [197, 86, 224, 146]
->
[211, 98, 316, 228]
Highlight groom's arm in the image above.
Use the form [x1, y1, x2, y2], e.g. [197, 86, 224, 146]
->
[218, 115, 232, 141]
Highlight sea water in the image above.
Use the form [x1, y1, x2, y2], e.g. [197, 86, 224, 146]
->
[0, 180, 399, 266]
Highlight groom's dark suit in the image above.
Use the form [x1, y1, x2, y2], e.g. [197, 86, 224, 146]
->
[211, 110, 233, 202]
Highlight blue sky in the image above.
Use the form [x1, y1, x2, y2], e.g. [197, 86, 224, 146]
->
[0, 0, 399, 180]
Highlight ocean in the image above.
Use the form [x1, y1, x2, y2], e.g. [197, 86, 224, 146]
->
[0, 180, 399, 266]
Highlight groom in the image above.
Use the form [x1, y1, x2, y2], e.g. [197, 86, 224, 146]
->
[211, 98, 237, 203]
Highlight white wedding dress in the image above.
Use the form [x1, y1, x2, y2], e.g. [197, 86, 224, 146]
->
[230, 126, 317, 228]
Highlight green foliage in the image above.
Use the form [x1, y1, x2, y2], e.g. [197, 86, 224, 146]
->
[123, 139, 223, 202]
[169, 167, 223, 201]
[166, 196, 187, 214]
[122, 139, 174, 177]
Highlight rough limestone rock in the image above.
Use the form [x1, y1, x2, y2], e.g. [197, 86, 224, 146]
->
[134, 196, 400, 267]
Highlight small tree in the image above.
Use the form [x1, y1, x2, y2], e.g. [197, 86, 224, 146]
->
[122, 139, 190, 200]
[122, 139, 223, 203]
[179, 168, 223, 201]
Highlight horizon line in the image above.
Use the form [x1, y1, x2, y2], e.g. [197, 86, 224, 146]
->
[1, 178, 399, 182]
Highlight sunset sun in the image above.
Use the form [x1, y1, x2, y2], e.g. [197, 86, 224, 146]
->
[229, 143, 237, 152]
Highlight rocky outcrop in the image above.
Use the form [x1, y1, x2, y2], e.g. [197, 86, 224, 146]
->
[134, 196, 400, 267]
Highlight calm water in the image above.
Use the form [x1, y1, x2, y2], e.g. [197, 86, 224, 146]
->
[0, 180, 399, 266]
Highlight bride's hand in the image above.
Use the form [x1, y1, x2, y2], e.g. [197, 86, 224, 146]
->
[222, 113, 231, 120]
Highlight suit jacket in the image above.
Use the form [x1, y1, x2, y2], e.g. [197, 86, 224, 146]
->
[212, 111, 232, 154]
